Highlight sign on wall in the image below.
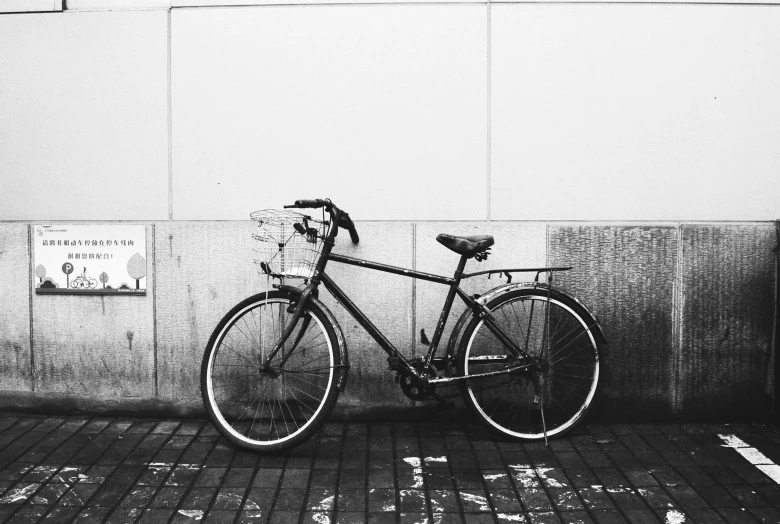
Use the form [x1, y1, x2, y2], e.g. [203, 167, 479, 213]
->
[34, 225, 147, 295]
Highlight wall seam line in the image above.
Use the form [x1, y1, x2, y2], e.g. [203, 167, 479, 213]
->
[672, 222, 684, 414]
[167, 8, 174, 221]
[152, 224, 159, 398]
[28, 225, 36, 393]
[411, 222, 417, 357]
[486, 0, 492, 222]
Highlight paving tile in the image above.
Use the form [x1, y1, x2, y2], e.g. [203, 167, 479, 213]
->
[150, 486, 187, 509]
[120, 485, 157, 508]
[695, 484, 742, 508]
[8, 504, 48, 523]
[559, 510, 595, 523]
[59, 483, 100, 506]
[180, 486, 218, 510]
[398, 489, 428, 513]
[549, 488, 585, 512]
[43, 506, 81, 521]
[337, 488, 367, 512]
[107, 507, 143, 523]
[268, 509, 301, 523]
[527, 511, 564, 523]
[273, 488, 306, 512]
[623, 509, 662, 523]
[590, 509, 629, 524]
[518, 487, 555, 512]
[339, 468, 367, 489]
[717, 507, 761, 523]
[211, 486, 247, 511]
[252, 468, 283, 489]
[74, 506, 111, 523]
[748, 507, 780, 524]
[576, 487, 616, 511]
[223, 467, 253, 487]
[368, 488, 395, 512]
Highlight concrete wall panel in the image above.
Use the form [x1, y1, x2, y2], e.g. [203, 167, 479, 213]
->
[171, 5, 488, 221]
[677, 225, 776, 419]
[0, 11, 169, 221]
[548, 226, 679, 419]
[319, 223, 415, 410]
[0, 225, 33, 392]
[414, 223, 547, 363]
[31, 226, 156, 400]
[154, 222, 266, 410]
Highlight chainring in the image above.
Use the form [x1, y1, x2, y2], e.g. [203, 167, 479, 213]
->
[398, 359, 437, 401]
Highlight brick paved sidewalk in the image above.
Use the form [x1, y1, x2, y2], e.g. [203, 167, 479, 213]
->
[1, 413, 779, 524]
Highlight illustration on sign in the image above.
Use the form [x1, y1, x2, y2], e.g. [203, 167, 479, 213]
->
[34, 225, 147, 295]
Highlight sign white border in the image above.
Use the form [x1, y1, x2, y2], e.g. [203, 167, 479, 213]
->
[33, 224, 147, 296]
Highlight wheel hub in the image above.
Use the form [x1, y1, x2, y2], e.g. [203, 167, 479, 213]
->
[258, 364, 280, 379]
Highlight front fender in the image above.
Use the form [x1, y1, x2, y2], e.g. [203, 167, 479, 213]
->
[277, 286, 350, 392]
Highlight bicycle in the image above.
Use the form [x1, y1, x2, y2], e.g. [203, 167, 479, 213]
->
[70, 268, 97, 289]
[201, 198, 605, 452]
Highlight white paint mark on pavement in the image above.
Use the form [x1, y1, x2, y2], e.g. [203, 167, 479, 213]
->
[460, 492, 491, 511]
[718, 434, 780, 484]
[0, 484, 38, 504]
[535, 467, 566, 488]
[178, 509, 204, 520]
[497, 514, 525, 522]
[484, 473, 507, 482]
[403, 457, 423, 488]
[665, 509, 686, 524]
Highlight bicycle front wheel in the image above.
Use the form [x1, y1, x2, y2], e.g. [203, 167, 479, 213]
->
[458, 288, 601, 440]
[201, 291, 341, 451]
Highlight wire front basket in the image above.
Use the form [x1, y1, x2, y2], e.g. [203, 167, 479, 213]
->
[251, 209, 329, 279]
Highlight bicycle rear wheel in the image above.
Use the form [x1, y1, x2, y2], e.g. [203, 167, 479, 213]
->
[201, 291, 341, 451]
[457, 288, 601, 440]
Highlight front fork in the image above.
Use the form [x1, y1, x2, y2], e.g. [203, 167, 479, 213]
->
[260, 283, 315, 373]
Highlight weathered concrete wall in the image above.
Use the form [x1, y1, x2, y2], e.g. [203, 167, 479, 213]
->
[0, 221, 775, 422]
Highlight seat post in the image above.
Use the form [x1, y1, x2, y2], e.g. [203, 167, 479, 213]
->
[453, 254, 468, 283]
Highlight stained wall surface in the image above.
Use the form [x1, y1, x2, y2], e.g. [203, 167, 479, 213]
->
[0, 1, 777, 420]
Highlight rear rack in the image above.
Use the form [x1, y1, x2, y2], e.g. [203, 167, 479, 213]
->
[462, 267, 573, 284]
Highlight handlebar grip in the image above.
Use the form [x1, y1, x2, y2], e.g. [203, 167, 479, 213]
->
[347, 223, 360, 244]
[339, 213, 359, 244]
[294, 199, 326, 209]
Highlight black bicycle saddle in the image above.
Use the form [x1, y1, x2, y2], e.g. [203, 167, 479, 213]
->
[436, 234, 494, 258]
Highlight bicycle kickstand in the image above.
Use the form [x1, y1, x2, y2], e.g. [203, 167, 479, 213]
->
[534, 375, 549, 447]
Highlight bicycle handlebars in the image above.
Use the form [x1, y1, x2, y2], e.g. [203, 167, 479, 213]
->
[285, 198, 359, 244]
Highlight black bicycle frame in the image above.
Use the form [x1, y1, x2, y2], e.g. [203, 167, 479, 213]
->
[264, 203, 570, 388]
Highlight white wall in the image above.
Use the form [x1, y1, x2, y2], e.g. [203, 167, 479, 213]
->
[171, 5, 488, 220]
[1, 3, 779, 221]
[0, 10, 169, 220]
[491, 4, 780, 221]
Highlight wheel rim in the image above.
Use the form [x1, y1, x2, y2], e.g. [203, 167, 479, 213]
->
[464, 295, 599, 439]
[206, 298, 334, 447]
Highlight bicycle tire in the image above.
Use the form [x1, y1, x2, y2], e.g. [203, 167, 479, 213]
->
[457, 287, 601, 440]
[201, 291, 342, 451]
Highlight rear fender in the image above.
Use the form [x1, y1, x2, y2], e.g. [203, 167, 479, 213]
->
[444, 282, 606, 360]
